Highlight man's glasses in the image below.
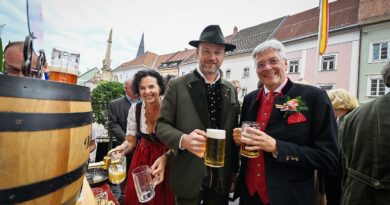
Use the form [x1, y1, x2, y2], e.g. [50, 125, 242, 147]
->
[256, 58, 283, 69]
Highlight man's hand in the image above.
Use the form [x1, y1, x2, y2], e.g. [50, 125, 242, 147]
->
[181, 129, 207, 158]
[241, 127, 277, 153]
[232, 127, 242, 145]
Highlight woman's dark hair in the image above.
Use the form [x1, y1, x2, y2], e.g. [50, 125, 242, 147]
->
[132, 69, 165, 95]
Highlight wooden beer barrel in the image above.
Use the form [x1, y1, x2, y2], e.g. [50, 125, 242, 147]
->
[0, 75, 92, 205]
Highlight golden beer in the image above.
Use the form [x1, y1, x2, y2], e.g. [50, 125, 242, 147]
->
[240, 121, 260, 158]
[108, 155, 126, 184]
[204, 129, 226, 167]
[48, 71, 77, 84]
[109, 170, 126, 184]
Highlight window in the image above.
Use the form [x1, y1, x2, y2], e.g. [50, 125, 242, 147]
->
[318, 84, 335, 91]
[241, 88, 247, 97]
[288, 60, 300, 74]
[321, 55, 336, 71]
[370, 78, 386, 96]
[372, 41, 390, 61]
[225, 69, 231, 79]
[242, 67, 250, 79]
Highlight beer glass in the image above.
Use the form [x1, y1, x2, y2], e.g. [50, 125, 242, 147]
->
[204, 129, 226, 168]
[108, 155, 126, 184]
[48, 49, 79, 84]
[132, 165, 155, 203]
[92, 188, 108, 205]
[240, 121, 260, 158]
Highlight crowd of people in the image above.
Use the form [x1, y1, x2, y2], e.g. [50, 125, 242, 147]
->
[3, 24, 390, 205]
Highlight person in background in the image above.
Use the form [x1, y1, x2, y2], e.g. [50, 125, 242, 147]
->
[164, 74, 175, 88]
[339, 62, 390, 205]
[327, 88, 359, 127]
[108, 78, 140, 148]
[230, 80, 241, 95]
[3, 41, 37, 77]
[317, 88, 359, 205]
[232, 39, 339, 205]
[111, 69, 174, 205]
[107, 78, 140, 200]
[157, 25, 239, 205]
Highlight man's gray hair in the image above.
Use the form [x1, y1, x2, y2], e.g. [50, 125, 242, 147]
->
[124, 78, 133, 87]
[381, 62, 390, 87]
[252, 39, 286, 60]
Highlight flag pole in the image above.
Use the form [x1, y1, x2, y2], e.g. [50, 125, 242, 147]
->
[314, 0, 323, 86]
[315, 0, 328, 86]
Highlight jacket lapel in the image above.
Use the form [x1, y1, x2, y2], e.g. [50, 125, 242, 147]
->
[187, 78, 211, 128]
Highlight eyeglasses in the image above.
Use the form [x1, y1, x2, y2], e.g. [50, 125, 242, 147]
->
[256, 58, 283, 69]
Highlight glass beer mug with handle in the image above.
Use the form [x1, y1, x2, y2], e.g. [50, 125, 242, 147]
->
[108, 155, 126, 184]
[240, 121, 260, 158]
[132, 165, 156, 203]
[204, 129, 226, 168]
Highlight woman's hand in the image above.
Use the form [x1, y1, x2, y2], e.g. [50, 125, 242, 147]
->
[150, 154, 168, 186]
[109, 141, 131, 158]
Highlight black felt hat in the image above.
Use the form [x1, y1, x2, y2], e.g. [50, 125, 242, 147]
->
[189, 25, 236, 51]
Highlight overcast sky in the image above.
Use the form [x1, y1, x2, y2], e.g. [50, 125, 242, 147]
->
[0, 0, 320, 74]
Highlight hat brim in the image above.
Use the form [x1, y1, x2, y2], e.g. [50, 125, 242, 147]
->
[189, 40, 236, 52]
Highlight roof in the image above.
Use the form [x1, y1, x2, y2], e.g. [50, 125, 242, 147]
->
[180, 50, 198, 65]
[113, 51, 158, 71]
[157, 49, 196, 68]
[274, 0, 359, 42]
[78, 67, 99, 82]
[165, 49, 196, 63]
[358, 0, 390, 25]
[228, 16, 287, 55]
[154, 52, 177, 68]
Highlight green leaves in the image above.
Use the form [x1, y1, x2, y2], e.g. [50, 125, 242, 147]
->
[91, 81, 124, 129]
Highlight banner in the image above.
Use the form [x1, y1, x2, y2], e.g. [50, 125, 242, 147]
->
[27, 0, 44, 49]
[319, 0, 329, 55]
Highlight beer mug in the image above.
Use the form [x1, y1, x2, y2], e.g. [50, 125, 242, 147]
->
[92, 188, 108, 205]
[240, 121, 260, 158]
[132, 165, 155, 203]
[48, 49, 79, 84]
[204, 129, 226, 168]
[108, 155, 126, 184]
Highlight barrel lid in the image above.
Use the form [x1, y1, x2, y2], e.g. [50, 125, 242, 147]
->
[0, 75, 90, 101]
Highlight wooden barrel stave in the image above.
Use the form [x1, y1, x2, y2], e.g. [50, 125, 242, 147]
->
[0, 75, 92, 205]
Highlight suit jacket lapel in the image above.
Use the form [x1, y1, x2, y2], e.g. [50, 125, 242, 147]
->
[187, 78, 211, 128]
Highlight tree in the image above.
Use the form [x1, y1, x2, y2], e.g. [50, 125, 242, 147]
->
[91, 81, 124, 129]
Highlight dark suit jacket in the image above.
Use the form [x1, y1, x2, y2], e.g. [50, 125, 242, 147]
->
[108, 96, 132, 144]
[157, 70, 240, 198]
[340, 93, 390, 204]
[235, 79, 339, 205]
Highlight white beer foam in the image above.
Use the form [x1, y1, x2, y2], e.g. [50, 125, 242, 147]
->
[206, 129, 226, 139]
[48, 66, 78, 75]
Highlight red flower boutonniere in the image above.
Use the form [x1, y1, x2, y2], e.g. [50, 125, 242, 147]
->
[275, 96, 309, 124]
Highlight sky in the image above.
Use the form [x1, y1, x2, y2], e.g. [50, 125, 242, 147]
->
[0, 0, 320, 74]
